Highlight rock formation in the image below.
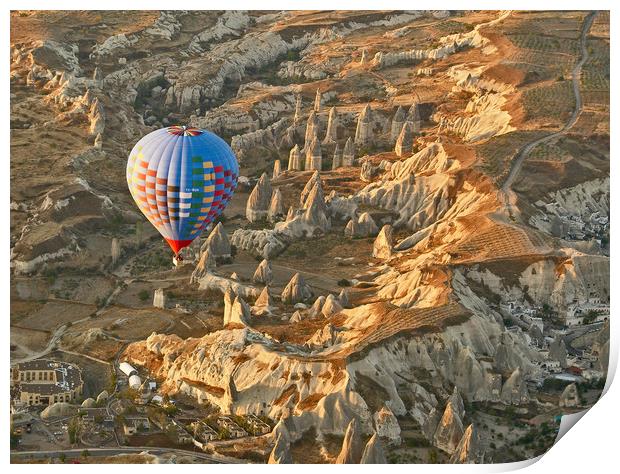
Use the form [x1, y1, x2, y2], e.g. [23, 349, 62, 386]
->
[307, 137, 322, 171]
[190, 247, 216, 283]
[246, 173, 272, 222]
[111, 237, 121, 265]
[293, 94, 302, 126]
[390, 105, 406, 142]
[41, 402, 77, 420]
[338, 289, 350, 308]
[268, 432, 292, 464]
[314, 88, 322, 112]
[252, 259, 273, 285]
[559, 383, 581, 408]
[225, 295, 251, 327]
[500, 368, 529, 405]
[395, 121, 414, 157]
[342, 137, 355, 167]
[549, 337, 568, 368]
[272, 159, 282, 179]
[345, 212, 379, 238]
[407, 102, 421, 133]
[335, 418, 364, 464]
[450, 424, 481, 463]
[373, 405, 401, 445]
[202, 222, 232, 260]
[153, 288, 166, 309]
[433, 400, 464, 454]
[373, 224, 394, 259]
[354, 104, 372, 145]
[252, 286, 275, 316]
[360, 433, 387, 464]
[332, 143, 342, 170]
[268, 188, 285, 222]
[322, 294, 343, 317]
[304, 111, 318, 151]
[281, 272, 313, 304]
[288, 144, 302, 171]
[323, 107, 338, 144]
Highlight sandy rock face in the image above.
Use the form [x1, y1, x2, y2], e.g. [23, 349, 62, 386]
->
[153, 288, 166, 309]
[253, 259, 273, 285]
[433, 401, 464, 454]
[342, 137, 355, 167]
[372, 224, 394, 259]
[373, 406, 401, 445]
[500, 368, 529, 405]
[281, 273, 313, 304]
[360, 434, 387, 464]
[246, 173, 273, 222]
[559, 383, 581, 408]
[345, 212, 379, 238]
[207, 223, 232, 259]
[450, 424, 481, 463]
[336, 418, 364, 464]
[395, 121, 414, 157]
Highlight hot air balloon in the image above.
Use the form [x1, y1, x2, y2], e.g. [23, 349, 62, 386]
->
[127, 125, 239, 264]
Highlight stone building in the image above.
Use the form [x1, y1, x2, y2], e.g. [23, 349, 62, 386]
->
[11, 359, 83, 406]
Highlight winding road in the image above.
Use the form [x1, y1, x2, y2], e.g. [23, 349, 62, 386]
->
[500, 11, 597, 219]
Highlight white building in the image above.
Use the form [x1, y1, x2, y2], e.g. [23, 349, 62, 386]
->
[119, 362, 137, 377]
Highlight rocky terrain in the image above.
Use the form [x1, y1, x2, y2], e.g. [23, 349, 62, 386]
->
[11, 10, 609, 464]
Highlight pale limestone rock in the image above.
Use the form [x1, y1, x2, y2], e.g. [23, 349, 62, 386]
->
[230, 272, 240, 281]
[342, 137, 355, 167]
[395, 121, 414, 157]
[252, 259, 273, 285]
[190, 248, 216, 283]
[272, 159, 282, 179]
[307, 137, 322, 171]
[450, 424, 481, 464]
[300, 171, 322, 207]
[288, 144, 302, 171]
[111, 237, 121, 264]
[202, 222, 231, 259]
[281, 272, 313, 304]
[500, 368, 529, 405]
[307, 322, 337, 348]
[304, 110, 318, 151]
[153, 288, 166, 309]
[223, 287, 236, 326]
[338, 289, 350, 308]
[559, 383, 581, 408]
[289, 311, 303, 323]
[268, 432, 292, 464]
[374, 405, 401, 445]
[293, 94, 302, 125]
[336, 418, 364, 464]
[360, 48, 368, 64]
[390, 105, 406, 142]
[345, 212, 379, 238]
[360, 160, 378, 182]
[246, 173, 272, 222]
[286, 206, 296, 222]
[354, 104, 372, 145]
[268, 188, 285, 222]
[314, 88, 322, 112]
[228, 296, 250, 327]
[322, 294, 343, 317]
[309, 295, 326, 317]
[373, 224, 394, 259]
[549, 337, 568, 368]
[323, 107, 338, 144]
[332, 143, 342, 170]
[360, 433, 387, 464]
[94, 132, 103, 149]
[433, 401, 464, 454]
[407, 102, 421, 133]
[253, 286, 275, 316]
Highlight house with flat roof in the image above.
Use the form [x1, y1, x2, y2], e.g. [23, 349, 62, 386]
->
[11, 359, 83, 406]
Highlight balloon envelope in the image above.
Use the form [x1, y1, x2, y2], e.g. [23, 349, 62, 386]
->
[127, 126, 239, 255]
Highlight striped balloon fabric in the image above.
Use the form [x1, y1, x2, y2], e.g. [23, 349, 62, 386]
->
[126, 126, 239, 255]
